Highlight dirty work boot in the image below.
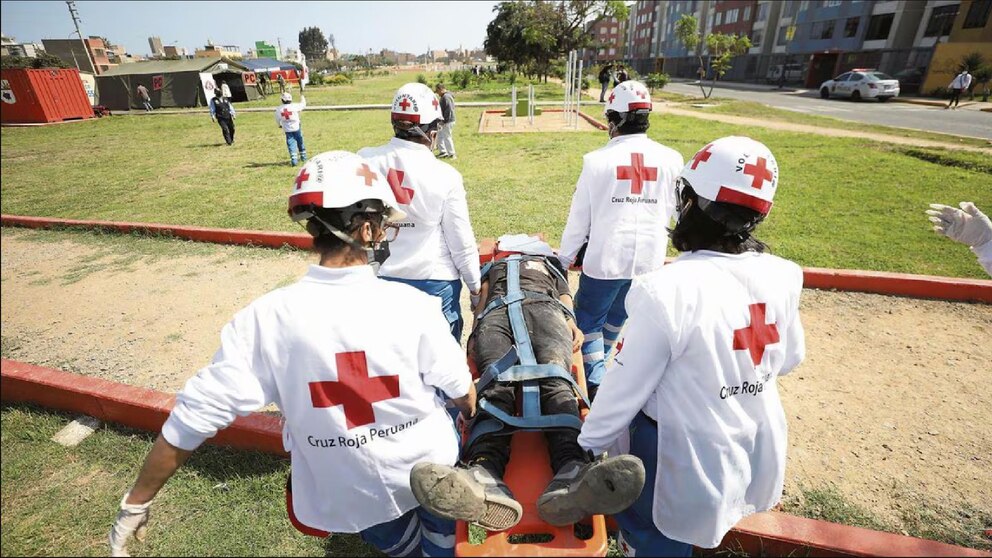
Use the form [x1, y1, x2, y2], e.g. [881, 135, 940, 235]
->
[410, 463, 523, 531]
[536, 455, 645, 526]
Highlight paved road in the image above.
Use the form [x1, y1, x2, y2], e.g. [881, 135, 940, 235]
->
[665, 82, 992, 140]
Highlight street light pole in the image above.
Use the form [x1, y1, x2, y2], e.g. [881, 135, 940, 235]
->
[65, 0, 97, 74]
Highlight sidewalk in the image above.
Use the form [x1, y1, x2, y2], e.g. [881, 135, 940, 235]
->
[670, 78, 810, 95]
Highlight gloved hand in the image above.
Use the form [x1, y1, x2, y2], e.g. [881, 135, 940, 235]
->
[927, 202, 992, 247]
[108, 492, 152, 557]
[469, 291, 481, 312]
[569, 321, 584, 353]
[210, 116, 215, 122]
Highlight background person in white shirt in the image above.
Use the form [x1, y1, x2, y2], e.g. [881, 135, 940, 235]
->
[359, 83, 482, 340]
[578, 137, 806, 556]
[109, 151, 477, 558]
[276, 91, 308, 166]
[946, 69, 973, 109]
[558, 80, 684, 399]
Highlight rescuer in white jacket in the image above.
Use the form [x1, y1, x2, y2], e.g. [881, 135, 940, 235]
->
[558, 80, 684, 396]
[275, 91, 308, 166]
[578, 137, 806, 555]
[109, 151, 477, 558]
[359, 83, 482, 340]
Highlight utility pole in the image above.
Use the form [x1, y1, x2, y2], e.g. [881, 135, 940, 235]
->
[277, 37, 283, 60]
[65, 0, 97, 74]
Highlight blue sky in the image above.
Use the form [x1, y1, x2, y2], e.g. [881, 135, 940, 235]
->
[1, 1, 499, 56]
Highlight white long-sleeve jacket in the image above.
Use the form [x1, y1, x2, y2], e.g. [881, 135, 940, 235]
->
[974, 240, 992, 276]
[161, 264, 471, 533]
[559, 133, 683, 279]
[275, 96, 307, 133]
[359, 138, 482, 293]
[578, 250, 806, 548]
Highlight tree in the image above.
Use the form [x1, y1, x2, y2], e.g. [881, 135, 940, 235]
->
[485, 1, 629, 81]
[1, 52, 71, 70]
[674, 14, 750, 99]
[298, 26, 328, 63]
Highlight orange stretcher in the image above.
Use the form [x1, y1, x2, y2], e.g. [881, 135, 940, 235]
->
[454, 243, 609, 557]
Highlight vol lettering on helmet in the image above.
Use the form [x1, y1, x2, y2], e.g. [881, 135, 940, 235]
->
[679, 136, 779, 215]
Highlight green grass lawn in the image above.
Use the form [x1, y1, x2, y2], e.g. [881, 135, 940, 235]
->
[238, 70, 564, 108]
[0, 403, 365, 557]
[3, 103, 989, 278]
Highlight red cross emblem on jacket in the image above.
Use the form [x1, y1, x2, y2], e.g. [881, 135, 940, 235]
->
[733, 303, 780, 366]
[309, 351, 400, 429]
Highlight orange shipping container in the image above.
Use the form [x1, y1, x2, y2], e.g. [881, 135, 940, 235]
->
[1, 68, 93, 124]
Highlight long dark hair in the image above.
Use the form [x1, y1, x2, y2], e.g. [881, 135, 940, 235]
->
[669, 184, 768, 254]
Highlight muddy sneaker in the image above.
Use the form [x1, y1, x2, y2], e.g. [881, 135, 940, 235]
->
[536, 455, 645, 526]
[410, 463, 523, 531]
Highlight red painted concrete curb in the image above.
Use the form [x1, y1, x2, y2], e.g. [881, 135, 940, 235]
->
[3, 214, 991, 303]
[0, 359, 285, 456]
[1, 214, 312, 250]
[2, 359, 988, 557]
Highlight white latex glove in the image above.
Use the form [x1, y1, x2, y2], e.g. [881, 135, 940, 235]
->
[109, 492, 151, 557]
[210, 116, 215, 122]
[469, 291, 481, 312]
[927, 202, 992, 247]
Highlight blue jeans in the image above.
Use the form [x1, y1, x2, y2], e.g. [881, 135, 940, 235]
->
[286, 130, 307, 165]
[360, 507, 455, 557]
[613, 412, 694, 557]
[573, 273, 631, 388]
[381, 277, 463, 340]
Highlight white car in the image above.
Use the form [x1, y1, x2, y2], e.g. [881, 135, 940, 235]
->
[819, 69, 900, 102]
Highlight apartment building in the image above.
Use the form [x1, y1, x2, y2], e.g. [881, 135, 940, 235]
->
[580, 15, 627, 66]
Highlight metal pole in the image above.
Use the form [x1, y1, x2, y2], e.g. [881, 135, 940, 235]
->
[65, 1, 97, 75]
[529, 84, 534, 124]
[575, 59, 583, 129]
[563, 51, 571, 121]
[511, 84, 517, 126]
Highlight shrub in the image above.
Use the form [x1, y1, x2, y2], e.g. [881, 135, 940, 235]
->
[645, 72, 670, 91]
[416, 73, 428, 85]
[323, 73, 352, 86]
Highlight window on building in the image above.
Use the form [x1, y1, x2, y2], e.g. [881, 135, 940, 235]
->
[727, 8, 739, 23]
[811, 20, 835, 40]
[783, 2, 801, 17]
[752, 28, 764, 46]
[744, 6, 752, 21]
[924, 4, 960, 36]
[611, 26, 618, 33]
[865, 13, 894, 40]
[844, 17, 860, 37]
[777, 25, 791, 45]
[963, 0, 991, 29]
[716, 12, 724, 25]
[757, 3, 769, 21]
[609, 47, 616, 55]
[823, 0, 842, 7]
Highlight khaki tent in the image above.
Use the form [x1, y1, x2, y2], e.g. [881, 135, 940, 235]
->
[95, 58, 259, 110]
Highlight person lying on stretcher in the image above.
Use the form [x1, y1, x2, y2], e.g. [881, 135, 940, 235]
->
[410, 236, 645, 531]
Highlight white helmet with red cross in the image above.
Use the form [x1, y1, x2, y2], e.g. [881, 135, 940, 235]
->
[605, 80, 652, 115]
[288, 151, 407, 223]
[391, 83, 443, 126]
[679, 136, 779, 216]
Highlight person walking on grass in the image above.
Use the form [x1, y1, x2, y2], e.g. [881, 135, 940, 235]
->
[946, 69, 972, 109]
[136, 84, 153, 112]
[435, 83, 457, 160]
[209, 88, 236, 145]
[109, 151, 476, 558]
[276, 91, 308, 166]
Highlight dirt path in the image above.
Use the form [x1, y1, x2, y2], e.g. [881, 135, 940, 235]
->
[2, 227, 990, 537]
